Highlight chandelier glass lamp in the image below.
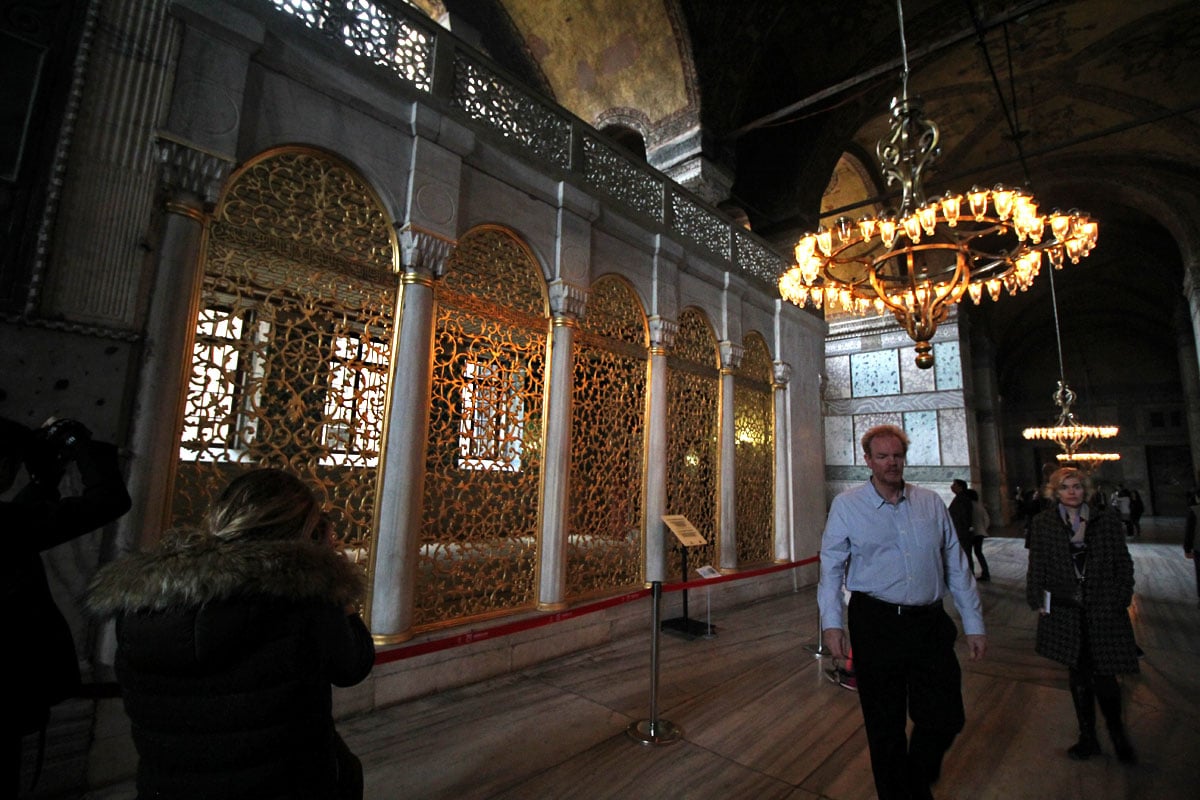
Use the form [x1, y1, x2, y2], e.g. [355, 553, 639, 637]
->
[778, 0, 1099, 369]
[1023, 380, 1118, 458]
[1021, 220, 1118, 458]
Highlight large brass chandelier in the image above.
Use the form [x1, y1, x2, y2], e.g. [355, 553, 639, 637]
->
[778, 0, 1099, 369]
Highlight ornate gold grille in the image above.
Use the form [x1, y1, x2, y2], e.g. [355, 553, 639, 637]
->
[734, 332, 775, 565]
[417, 227, 548, 627]
[566, 276, 648, 600]
[170, 148, 396, 582]
[665, 308, 719, 575]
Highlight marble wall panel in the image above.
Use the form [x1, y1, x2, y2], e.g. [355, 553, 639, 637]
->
[851, 349, 900, 397]
[824, 355, 851, 399]
[904, 410, 941, 465]
[935, 341, 963, 390]
[901, 347, 937, 393]
[938, 406, 969, 466]
[825, 414, 855, 465]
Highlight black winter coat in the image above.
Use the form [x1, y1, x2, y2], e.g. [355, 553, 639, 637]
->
[88, 531, 375, 800]
[1025, 505, 1138, 675]
[3, 439, 131, 734]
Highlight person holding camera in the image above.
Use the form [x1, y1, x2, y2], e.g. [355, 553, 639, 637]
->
[1026, 466, 1138, 764]
[88, 468, 374, 800]
[2, 416, 132, 797]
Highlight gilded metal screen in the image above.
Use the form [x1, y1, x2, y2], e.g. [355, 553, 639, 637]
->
[665, 308, 719, 575]
[171, 148, 397, 578]
[417, 227, 548, 627]
[734, 332, 775, 565]
[566, 276, 648, 599]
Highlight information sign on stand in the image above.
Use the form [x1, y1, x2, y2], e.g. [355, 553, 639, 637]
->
[660, 515, 717, 639]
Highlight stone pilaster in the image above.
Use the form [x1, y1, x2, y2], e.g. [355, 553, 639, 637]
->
[772, 362, 793, 562]
[717, 341, 744, 570]
[536, 280, 587, 610]
[643, 315, 678, 582]
[370, 225, 454, 643]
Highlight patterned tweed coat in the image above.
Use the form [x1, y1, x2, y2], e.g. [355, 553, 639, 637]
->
[1025, 505, 1139, 674]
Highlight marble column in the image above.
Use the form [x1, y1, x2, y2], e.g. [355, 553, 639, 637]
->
[535, 281, 587, 610]
[718, 340, 743, 571]
[120, 140, 232, 551]
[643, 315, 678, 583]
[772, 362, 793, 562]
[1180, 276, 1200, 480]
[370, 225, 453, 644]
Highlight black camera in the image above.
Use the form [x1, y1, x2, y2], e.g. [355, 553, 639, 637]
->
[25, 418, 92, 486]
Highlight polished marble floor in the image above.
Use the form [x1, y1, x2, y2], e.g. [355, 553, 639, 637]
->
[91, 519, 1200, 800]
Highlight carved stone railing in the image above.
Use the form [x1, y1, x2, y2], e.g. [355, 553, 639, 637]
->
[260, 0, 789, 287]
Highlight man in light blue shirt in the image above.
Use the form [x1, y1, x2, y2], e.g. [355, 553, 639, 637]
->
[818, 424, 986, 800]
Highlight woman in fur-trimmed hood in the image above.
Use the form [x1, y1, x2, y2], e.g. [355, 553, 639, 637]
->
[88, 469, 375, 800]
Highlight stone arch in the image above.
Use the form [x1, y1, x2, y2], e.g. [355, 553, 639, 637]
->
[168, 145, 399, 583]
[418, 225, 549, 626]
[665, 306, 720, 574]
[734, 330, 775, 566]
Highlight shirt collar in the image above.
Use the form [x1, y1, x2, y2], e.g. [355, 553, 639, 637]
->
[869, 477, 907, 507]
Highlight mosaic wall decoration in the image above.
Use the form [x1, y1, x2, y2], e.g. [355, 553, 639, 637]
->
[734, 332, 774, 566]
[566, 276, 648, 600]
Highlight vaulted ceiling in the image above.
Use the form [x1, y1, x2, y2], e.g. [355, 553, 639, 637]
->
[434, 0, 1200, 420]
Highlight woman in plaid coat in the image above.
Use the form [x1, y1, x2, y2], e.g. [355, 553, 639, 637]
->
[1026, 467, 1138, 764]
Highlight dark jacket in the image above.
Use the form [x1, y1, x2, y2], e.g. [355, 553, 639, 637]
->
[1025, 505, 1138, 675]
[948, 491, 973, 547]
[88, 531, 375, 800]
[3, 439, 131, 734]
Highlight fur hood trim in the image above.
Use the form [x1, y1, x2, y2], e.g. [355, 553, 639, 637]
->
[87, 530, 366, 615]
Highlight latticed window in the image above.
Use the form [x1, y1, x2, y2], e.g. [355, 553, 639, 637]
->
[180, 305, 268, 462]
[457, 359, 526, 472]
[322, 332, 389, 465]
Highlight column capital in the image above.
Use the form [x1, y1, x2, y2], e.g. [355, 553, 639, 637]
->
[397, 224, 455, 282]
[548, 279, 587, 320]
[157, 135, 234, 211]
[719, 340, 744, 372]
[648, 315, 678, 354]
[772, 361, 793, 388]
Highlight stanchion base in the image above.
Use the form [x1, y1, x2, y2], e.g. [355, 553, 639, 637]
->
[627, 718, 682, 745]
[660, 617, 716, 640]
[803, 643, 828, 658]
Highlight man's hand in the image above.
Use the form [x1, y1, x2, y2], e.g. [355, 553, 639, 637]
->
[822, 628, 848, 660]
[966, 634, 988, 661]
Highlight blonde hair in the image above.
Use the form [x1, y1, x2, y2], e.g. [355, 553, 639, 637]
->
[1044, 466, 1092, 501]
[862, 424, 909, 457]
[207, 468, 324, 543]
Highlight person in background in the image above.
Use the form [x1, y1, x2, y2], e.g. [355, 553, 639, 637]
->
[88, 468, 375, 800]
[2, 417, 131, 798]
[949, 480, 991, 583]
[1127, 488, 1144, 537]
[819, 424, 986, 800]
[1185, 489, 1200, 608]
[1026, 467, 1138, 764]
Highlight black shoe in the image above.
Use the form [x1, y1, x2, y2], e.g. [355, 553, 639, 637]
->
[1068, 736, 1101, 760]
[978, 574, 990, 582]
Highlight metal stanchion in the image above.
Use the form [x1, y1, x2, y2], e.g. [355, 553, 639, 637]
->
[627, 581, 682, 745]
[803, 587, 827, 657]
